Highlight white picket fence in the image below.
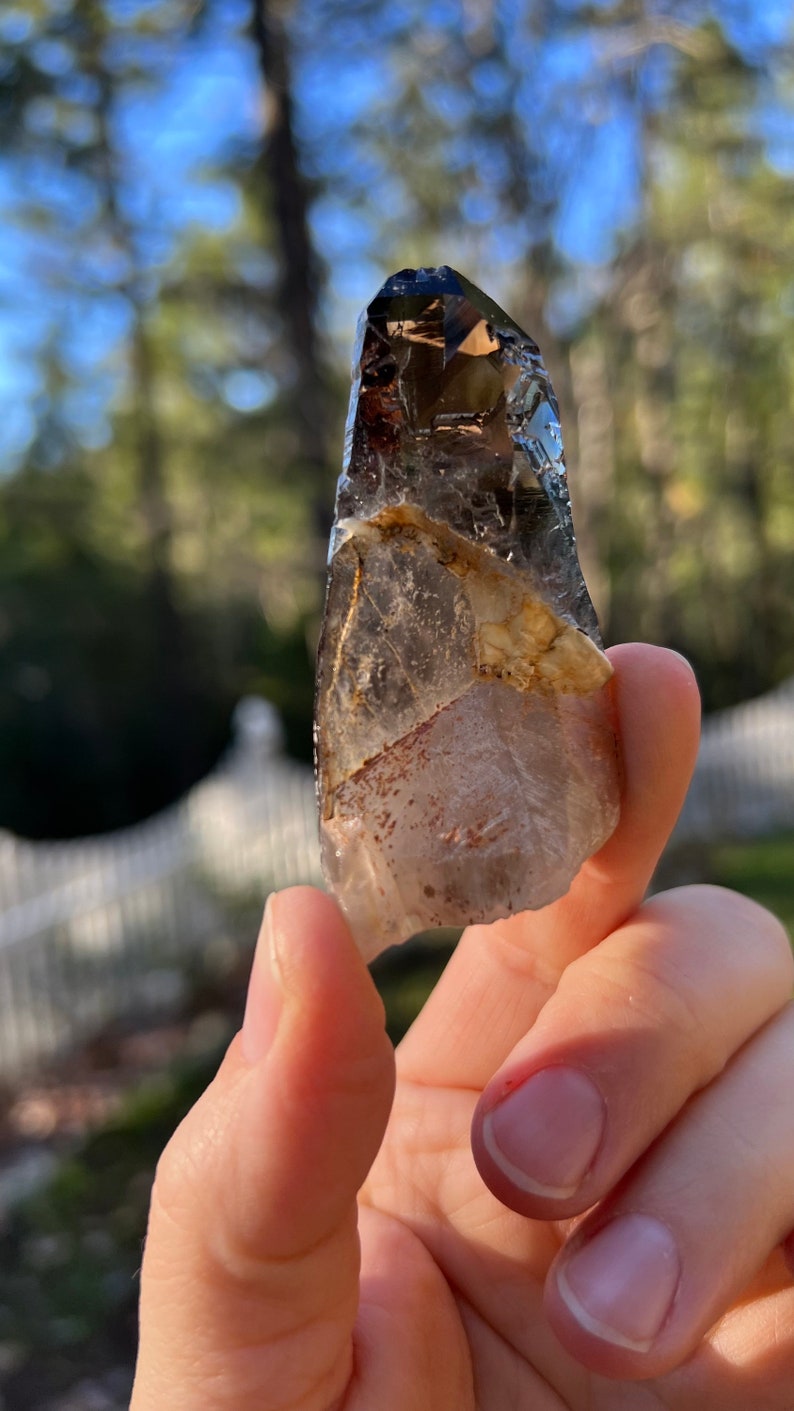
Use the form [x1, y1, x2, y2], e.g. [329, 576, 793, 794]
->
[0, 681, 792, 1077]
[0, 700, 321, 1075]
[676, 674, 794, 841]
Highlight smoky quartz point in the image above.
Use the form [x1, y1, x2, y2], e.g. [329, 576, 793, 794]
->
[315, 266, 620, 960]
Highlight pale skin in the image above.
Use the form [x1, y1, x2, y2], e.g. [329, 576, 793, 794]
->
[131, 645, 794, 1410]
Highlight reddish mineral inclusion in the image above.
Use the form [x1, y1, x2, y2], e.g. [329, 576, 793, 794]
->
[315, 267, 620, 960]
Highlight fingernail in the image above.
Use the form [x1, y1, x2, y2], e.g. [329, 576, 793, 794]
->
[557, 1214, 681, 1352]
[481, 1067, 606, 1198]
[241, 895, 283, 1064]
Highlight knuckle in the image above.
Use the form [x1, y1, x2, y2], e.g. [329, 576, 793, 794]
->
[698, 884, 793, 988]
[148, 1113, 263, 1290]
[646, 884, 794, 990]
[580, 938, 720, 1081]
[149, 1079, 239, 1240]
[694, 880, 787, 927]
[628, 949, 715, 1068]
[150, 1119, 216, 1239]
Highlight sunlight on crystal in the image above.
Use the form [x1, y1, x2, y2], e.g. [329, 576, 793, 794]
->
[315, 267, 620, 960]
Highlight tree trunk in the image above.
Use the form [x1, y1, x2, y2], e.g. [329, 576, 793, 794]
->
[252, 0, 332, 548]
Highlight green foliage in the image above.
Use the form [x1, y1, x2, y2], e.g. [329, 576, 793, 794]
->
[588, 27, 794, 706]
[0, 468, 315, 835]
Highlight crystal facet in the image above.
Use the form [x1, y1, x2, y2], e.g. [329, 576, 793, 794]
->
[315, 266, 620, 959]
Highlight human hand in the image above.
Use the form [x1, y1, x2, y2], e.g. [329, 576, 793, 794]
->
[131, 645, 794, 1410]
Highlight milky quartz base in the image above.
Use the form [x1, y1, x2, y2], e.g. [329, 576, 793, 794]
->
[321, 678, 619, 960]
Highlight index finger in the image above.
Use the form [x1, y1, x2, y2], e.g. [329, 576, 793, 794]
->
[397, 644, 701, 1089]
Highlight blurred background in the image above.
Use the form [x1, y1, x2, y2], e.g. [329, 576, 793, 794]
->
[0, 0, 792, 1405]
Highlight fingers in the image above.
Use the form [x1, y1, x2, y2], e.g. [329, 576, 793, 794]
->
[399, 644, 701, 1088]
[471, 885, 793, 1215]
[545, 1000, 794, 1380]
[468, 878, 794, 1382]
[131, 887, 395, 1411]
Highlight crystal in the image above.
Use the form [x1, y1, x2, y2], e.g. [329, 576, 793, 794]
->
[315, 266, 620, 960]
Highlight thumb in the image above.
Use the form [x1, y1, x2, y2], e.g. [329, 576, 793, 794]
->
[131, 886, 395, 1411]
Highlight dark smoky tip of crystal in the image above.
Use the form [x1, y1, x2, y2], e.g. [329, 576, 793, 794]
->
[376, 265, 465, 301]
[361, 355, 398, 389]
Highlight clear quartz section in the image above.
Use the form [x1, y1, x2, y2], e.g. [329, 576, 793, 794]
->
[315, 266, 620, 960]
